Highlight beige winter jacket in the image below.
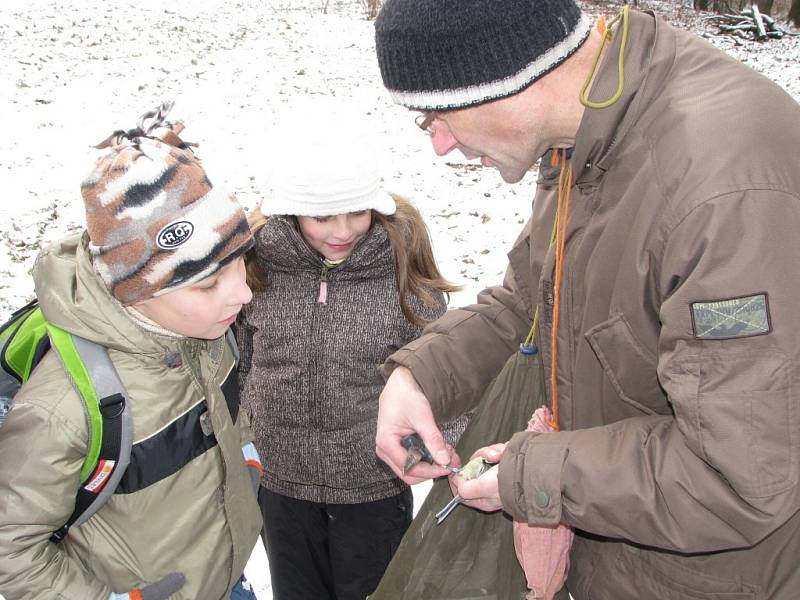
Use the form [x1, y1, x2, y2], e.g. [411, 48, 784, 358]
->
[0, 233, 261, 599]
[386, 11, 800, 599]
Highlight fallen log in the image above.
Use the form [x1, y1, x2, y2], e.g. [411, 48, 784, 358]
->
[750, 4, 767, 40]
[706, 5, 800, 41]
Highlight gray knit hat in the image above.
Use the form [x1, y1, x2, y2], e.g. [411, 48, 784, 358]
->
[375, 0, 592, 111]
[81, 102, 254, 306]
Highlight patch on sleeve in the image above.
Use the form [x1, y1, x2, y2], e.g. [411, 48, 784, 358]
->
[690, 293, 771, 340]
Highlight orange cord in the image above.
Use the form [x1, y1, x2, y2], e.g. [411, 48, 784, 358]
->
[543, 17, 607, 430]
[548, 149, 573, 431]
[597, 14, 607, 35]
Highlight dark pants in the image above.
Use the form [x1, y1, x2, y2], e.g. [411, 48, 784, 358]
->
[258, 486, 413, 600]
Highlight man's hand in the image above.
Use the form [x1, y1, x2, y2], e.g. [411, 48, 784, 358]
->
[376, 366, 458, 484]
[450, 443, 507, 513]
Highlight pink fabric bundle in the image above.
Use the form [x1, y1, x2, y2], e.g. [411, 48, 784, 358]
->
[512, 406, 574, 600]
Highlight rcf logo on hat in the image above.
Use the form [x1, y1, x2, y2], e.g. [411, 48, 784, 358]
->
[157, 220, 194, 249]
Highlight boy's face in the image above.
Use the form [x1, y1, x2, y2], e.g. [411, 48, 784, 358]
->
[134, 256, 252, 340]
[297, 210, 372, 261]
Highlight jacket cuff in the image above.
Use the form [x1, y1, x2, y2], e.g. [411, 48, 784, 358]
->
[499, 430, 572, 526]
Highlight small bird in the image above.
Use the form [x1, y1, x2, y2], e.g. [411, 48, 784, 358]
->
[400, 433, 434, 475]
[434, 456, 494, 525]
[456, 456, 494, 481]
[400, 432, 459, 475]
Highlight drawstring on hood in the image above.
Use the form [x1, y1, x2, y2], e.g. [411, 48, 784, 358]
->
[580, 6, 630, 110]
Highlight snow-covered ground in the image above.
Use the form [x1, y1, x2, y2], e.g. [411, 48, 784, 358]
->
[1, 0, 798, 597]
[0, 0, 531, 321]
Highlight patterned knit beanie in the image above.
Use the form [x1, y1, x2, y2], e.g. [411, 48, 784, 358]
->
[374, 0, 592, 111]
[81, 102, 254, 306]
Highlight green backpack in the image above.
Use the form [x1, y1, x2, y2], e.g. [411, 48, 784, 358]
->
[0, 299, 133, 544]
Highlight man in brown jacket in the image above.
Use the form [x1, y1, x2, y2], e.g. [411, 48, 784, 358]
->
[373, 0, 800, 597]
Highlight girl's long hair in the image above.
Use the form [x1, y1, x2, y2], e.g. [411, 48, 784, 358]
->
[244, 207, 270, 293]
[245, 194, 461, 326]
[374, 194, 461, 326]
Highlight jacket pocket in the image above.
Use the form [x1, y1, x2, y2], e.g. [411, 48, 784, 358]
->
[586, 313, 671, 416]
[613, 545, 756, 600]
[668, 349, 796, 499]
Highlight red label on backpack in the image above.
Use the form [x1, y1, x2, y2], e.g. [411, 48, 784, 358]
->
[83, 459, 116, 494]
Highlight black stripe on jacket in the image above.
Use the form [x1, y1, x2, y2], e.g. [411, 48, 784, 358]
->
[115, 400, 217, 494]
[115, 364, 240, 494]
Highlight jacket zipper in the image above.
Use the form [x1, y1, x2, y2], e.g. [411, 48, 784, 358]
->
[311, 265, 327, 494]
[317, 264, 329, 304]
[188, 339, 236, 585]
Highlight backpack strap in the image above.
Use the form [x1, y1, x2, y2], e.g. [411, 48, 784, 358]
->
[226, 328, 239, 366]
[1, 303, 49, 424]
[46, 325, 133, 543]
[1, 301, 49, 384]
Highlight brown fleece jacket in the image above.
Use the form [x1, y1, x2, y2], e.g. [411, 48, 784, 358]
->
[238, 216, 449, 503]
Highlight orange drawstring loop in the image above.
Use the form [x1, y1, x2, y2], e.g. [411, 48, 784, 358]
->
[548, 149, 573, 431]
[597, 14, 607, 35]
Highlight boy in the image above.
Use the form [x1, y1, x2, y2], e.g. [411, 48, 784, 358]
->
[0, 104, 262, 600]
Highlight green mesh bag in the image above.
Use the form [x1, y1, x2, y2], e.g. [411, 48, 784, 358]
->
[371, 347, 547, 600]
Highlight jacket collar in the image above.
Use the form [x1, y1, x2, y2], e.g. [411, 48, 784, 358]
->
[570, 10, 676, 184]
[33, 231, 215, 359]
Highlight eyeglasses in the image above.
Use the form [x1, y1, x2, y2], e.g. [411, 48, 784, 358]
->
[414, 112, 438, 135]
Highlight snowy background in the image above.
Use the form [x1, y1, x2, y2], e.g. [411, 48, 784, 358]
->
[1, 0, 798, 597]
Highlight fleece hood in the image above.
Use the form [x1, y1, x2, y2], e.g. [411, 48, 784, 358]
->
[33, 231, 179, 356]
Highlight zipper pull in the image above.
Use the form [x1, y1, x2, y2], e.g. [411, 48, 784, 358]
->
[317, 265, 329, 304]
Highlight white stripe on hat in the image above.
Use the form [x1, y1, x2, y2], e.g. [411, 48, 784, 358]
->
[116, 189, 169, 222]
[94, 143, 174, 208]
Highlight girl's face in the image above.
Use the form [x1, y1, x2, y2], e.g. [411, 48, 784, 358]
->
[297, 210, 372, 261]
[134, 256, 252, 340]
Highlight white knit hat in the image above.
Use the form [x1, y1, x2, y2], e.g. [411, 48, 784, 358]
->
[266, 102, 396, 217]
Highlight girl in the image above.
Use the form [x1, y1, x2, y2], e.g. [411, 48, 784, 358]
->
[238, 116, 460, 600]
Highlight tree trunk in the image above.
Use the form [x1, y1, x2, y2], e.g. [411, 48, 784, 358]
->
[756, 0, 774, 14]
[366, 0, 381, 20]
[695, 0, 748, 13]
[789, 0, 800, 26]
